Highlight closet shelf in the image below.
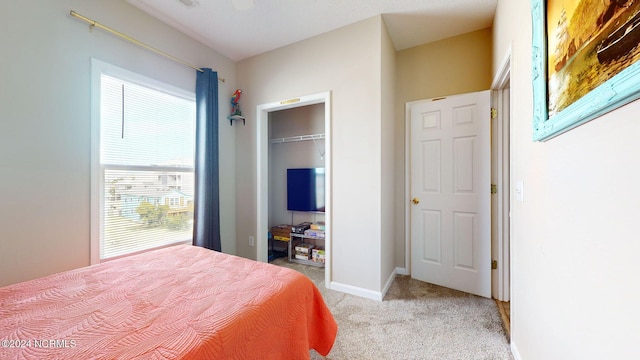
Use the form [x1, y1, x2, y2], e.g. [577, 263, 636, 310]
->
[270, 133, 325, 144]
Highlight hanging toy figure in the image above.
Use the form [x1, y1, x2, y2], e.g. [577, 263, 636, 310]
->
[231, 89, 242, 116]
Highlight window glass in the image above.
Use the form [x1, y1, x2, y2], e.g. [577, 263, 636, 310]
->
[97, 71, 195, 260]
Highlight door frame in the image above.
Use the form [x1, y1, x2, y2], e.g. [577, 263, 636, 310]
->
[256, 91, 332, 288]
[491, 48, 512, 302]
[403, 51, 512, 300]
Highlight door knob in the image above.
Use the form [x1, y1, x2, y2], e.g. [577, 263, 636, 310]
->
[412, 198, 420, 204]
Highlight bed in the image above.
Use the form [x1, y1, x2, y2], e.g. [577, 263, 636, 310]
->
[0, 245, 337, 359]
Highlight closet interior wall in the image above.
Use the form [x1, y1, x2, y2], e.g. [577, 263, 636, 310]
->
[268, 103, 326, 228]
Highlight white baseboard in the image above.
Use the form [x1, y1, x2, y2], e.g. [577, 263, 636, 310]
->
[330, 281, 383, 301]
[329, 269, 397, 302]
[395, 266, 409, 275]
[511, 340, 522, 360]
[381, 269, 396, 299]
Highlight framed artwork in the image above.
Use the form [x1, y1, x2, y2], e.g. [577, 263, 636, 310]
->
[531, 0, 640, 141]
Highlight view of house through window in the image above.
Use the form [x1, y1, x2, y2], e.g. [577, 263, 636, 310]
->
[99, 73, 196, 260]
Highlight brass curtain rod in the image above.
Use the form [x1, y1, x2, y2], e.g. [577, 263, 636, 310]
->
[70, 10, 225, 82]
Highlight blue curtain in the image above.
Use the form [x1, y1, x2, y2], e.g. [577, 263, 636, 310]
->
[193, 68, 221, 251]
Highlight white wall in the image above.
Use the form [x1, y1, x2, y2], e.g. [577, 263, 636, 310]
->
[380, 20, 397, 290]
[237, 16, 392, 296]
[0, 0, 236, 286]
[493, 1, 640, 358]
[268, 104, 326, 227]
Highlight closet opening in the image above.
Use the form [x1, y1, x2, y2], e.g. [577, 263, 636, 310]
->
[256, 92, 332, 288]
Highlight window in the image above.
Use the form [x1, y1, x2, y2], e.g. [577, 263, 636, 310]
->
[91, 60, 196, 262]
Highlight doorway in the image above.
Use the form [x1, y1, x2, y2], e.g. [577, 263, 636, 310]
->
[491, 51, 512, 336]
[256, 91, 332, 287]
[407, 90, 492, 298]
[404, 53, 512, 303]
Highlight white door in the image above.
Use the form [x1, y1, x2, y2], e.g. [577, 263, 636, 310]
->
[410, 91, 491, 298]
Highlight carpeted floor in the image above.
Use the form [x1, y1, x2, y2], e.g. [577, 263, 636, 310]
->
[272, 258, 513, 360]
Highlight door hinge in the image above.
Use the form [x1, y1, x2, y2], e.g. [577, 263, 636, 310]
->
[491, 108, 497, 119]
[492, 260, 498, 270]
[491, 184, 497, 194]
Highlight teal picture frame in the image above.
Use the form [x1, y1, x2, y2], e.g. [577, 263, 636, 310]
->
[531, 0, 640, 141]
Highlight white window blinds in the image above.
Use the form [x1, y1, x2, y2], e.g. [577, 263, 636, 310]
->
[99, 74, 196, 260]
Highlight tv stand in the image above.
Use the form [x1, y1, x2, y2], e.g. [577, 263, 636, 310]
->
[288, 233, 325, 268]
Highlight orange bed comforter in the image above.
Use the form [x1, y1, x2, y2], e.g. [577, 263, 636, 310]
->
[0, 245, 337, 359]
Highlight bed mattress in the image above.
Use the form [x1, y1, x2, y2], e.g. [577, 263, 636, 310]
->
[0, 245, 337, 359]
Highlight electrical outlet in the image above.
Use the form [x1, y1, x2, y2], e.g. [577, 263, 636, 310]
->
[248, 236, 254, 247]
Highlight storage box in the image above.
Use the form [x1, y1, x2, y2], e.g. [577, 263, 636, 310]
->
[270, 224, 292, 239]
[310, 222, 325, 231]
[304, 229, 325, 238]
[295, 253, 312, 260]
[295, 243, 315, 254]
[312, 248, 325, 263]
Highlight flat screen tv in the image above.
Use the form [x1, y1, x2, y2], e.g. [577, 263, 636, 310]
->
[287, 168, 325, 213]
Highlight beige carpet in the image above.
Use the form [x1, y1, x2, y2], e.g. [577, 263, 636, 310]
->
[272, 258, 513, 360]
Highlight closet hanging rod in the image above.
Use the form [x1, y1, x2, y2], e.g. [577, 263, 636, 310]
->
[69, 10, 225, 82]
[270, 134, 325, 144]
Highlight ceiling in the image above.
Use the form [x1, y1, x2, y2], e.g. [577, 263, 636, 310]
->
[127, 0, 498, 62]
